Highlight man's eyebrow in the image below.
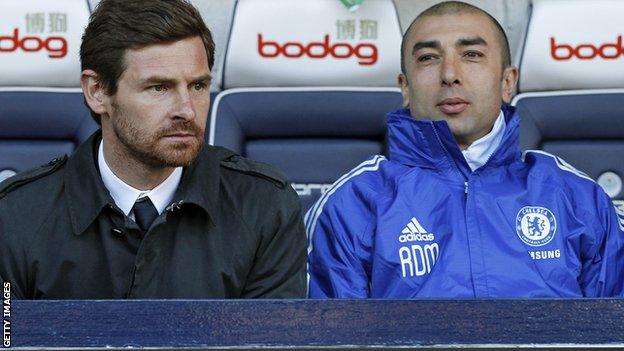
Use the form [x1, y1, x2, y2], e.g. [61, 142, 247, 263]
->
[139, 73, 212, 85]
[140, 76, 175, 85]
[411, 40, 441, 55]
[191, 73, 212, 83]
[456, 37, 488, 47]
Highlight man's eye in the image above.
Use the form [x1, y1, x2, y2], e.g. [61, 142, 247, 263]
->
[151, 85, 166, 92]
[464, 51, 484, 58]
[418, 54, 437, 62]
[193, 82, 207, 91]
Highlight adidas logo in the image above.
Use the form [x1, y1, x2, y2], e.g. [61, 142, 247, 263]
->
[398, 217, 435, 243]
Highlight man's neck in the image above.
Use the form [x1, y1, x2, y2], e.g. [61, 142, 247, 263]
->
[102, 136, 174, 191]
[458, 111, 506, 171]
[455, 126, 495, 150]
[457, 140, 472, 151]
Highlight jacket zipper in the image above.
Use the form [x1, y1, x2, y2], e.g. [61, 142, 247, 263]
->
[429, 121, 468, 184]
[430, 122, 482, 296]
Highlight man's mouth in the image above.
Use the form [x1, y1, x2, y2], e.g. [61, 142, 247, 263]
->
[162, 131, 197, 142]
[437, 97, 470, 115]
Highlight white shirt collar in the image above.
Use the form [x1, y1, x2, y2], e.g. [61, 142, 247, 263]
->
[98, 141, 182, 216]
[461, 110, 506, 172]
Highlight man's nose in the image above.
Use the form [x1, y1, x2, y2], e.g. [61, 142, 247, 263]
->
[172, 89, 196, 120]
[440, 56, 461, 86]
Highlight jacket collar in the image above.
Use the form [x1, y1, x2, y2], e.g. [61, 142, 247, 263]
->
[169, 143, 222, 224]
[65, 131, 221, 235]
[387, 104, 520, 178]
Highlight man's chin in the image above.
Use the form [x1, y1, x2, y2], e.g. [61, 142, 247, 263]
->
[162, 154, 199, 167]
[434, 108, 473, 120]
[411, 109, 468, 122]
[148, 141, 204, 167]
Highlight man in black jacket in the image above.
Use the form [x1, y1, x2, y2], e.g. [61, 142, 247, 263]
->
[0, 0, 307, 299]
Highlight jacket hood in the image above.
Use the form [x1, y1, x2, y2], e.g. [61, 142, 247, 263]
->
[386, 105, 520, 178]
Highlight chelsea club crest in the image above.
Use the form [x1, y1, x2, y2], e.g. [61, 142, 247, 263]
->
[515, 206, 557, 247]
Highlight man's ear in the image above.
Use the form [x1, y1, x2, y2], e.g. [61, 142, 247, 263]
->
[398, 73, 410, 108]
[81, 69, 109, 116]
[501, 65, 519, 103]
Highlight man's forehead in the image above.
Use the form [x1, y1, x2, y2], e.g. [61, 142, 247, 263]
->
[122, 37, 210, 80]
[407, 12, 498, 46]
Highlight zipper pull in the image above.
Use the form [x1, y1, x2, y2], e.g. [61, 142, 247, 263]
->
[464, 181, 469, 194]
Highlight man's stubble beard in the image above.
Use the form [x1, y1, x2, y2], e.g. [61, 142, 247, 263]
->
[110, 101, 205, 168]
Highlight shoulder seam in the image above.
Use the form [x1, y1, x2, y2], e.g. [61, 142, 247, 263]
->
[220, 156, 287, 188]
[305, 155, 387, 254]
[0, 156, 67, 199]
[521, 150, 594, 183]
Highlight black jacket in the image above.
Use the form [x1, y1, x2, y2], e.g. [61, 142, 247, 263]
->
[0, 132, 307, 299]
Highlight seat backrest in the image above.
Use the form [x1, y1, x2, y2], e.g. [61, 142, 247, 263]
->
[210, 87, 402, 211]
[0, 0, 96, 183]
[223, 0, 401, 89]
[513, 0, 624, 200]
[213, 0, 403, 211]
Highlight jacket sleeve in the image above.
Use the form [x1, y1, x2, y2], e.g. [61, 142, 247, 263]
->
[579, 188, 624, 297]
[0, 204, 28, 299]
[241, 186, 307, 298]
[306, 182, 374, 298]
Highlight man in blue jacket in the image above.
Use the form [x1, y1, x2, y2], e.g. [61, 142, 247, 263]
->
[306, 1, 624, 298]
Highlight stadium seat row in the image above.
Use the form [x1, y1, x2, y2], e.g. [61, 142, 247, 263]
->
[1, 0, 622, 212]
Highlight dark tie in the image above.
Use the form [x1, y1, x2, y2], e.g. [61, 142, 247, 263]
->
[132, 197, 158, 232]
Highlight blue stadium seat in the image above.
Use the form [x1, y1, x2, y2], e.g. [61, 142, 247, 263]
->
[0, 89, 97, 182]
[210, 88, 402, 211]
[214, 0, 403, 210]
[0, 0, 93, 183]
[514, 91, 624, 200]
[514, 0, 624, 200]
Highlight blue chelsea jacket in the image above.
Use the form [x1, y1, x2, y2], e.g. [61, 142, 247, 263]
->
[306, 106, 624, 298]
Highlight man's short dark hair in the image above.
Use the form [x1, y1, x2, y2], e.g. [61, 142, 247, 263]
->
[400, 1, 511, 75]
[80, 0, 215, 124]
